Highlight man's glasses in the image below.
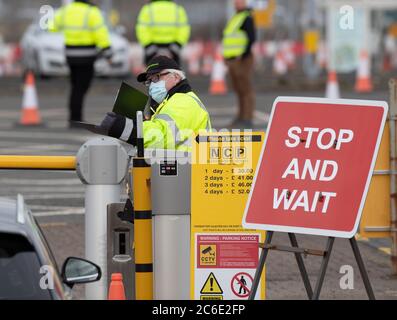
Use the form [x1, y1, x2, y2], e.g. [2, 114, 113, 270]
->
[144, 72, 171, 86]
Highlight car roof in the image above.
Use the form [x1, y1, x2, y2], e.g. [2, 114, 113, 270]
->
[0, 195, 59, 268]
[0, 197, 18, 225]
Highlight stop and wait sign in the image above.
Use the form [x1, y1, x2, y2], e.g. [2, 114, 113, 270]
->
[243, 97, 388, 238]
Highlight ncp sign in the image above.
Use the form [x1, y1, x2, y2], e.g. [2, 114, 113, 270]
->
[243, 97, 388, 238]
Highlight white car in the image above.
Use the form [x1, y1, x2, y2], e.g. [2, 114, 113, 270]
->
[21, 22, 130, 78]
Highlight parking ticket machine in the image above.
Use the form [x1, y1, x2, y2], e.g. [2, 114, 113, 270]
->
[148, 150, 191, 300]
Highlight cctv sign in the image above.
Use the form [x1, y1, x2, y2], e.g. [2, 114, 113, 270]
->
[243, 97, 388, 238]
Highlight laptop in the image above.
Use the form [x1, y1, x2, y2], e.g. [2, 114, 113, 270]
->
[72, 82, 148, 135]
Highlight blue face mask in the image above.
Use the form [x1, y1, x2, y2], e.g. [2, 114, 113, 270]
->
[149, 80, 168, 104]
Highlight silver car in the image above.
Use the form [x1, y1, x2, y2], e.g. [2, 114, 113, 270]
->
[0, 195, 101, 300]
[20, 21, 130, 78]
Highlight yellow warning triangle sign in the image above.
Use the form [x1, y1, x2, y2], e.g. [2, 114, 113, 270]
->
[200, 272, 223, 294]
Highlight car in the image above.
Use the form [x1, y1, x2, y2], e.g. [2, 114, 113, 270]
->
[20, 20, 131, 78]
[0, 194, 101, 300]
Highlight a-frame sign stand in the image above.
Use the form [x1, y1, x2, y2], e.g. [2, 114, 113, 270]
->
[249, 231, 375, 300]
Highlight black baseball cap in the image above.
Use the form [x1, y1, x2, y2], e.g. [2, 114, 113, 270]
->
[137, 56, 181, 82]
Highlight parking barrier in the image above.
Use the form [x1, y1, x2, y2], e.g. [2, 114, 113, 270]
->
[0, 155, 76, 170]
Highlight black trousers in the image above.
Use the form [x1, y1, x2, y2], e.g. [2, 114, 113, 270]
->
[67, 62, 95, 122]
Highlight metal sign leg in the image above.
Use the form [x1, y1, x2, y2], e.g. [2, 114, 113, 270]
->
[249, 231, 274, 300]
[248, 233, 375, 300]
[312, 237, 335, 300]
[349, 237, 376, 300]
[288, 233, 313, 299]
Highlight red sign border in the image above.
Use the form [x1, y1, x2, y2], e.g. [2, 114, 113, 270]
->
[242, 97, 388, 238]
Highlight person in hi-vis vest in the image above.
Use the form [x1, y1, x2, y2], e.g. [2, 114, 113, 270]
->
[222, 0, 256, 129]
[136, 0, 190, 65]
[98, 56, 211, 152]
[50, 0, 112, 127]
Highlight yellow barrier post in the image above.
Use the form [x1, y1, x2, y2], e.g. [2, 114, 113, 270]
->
[0, 155, 76, 170]
[360, 122, 391, 238]
[132, 112, 153, 299]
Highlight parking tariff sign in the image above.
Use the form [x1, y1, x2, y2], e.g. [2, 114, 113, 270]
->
[243, 97, 388, 238]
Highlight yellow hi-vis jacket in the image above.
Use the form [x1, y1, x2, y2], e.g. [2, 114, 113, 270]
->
[136, 1, 191, 47]
[143, 90, 211, 152]
[49, 1, 111, 59]
[222, 10, 250, 59]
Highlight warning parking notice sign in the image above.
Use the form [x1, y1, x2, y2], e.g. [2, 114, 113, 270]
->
[197, 234, 259, 269]
[195, 234, 261, 300]
[191, 132, 266, 300]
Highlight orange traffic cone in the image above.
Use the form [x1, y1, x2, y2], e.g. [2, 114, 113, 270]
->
[108, 273, 126, 300]
[209, 51, 227, 95]
[18, 71, 42, 126]
[129, 44, 145, 76]
[282, 40, 295, 70]
[355, 50, 373, 93]
[201, 41, 214, 76]
[273, 50, 287, 75]
[325, 70, 340, 99]
[383, 54, 392, 73]
[316, 41, 327, 69]
[186, 41, 202, 76]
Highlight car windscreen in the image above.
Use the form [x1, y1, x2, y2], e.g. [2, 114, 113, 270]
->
[0, 233, 52, 300]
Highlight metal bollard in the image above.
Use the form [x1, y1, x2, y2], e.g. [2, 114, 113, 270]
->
[76, 137, 129, 300]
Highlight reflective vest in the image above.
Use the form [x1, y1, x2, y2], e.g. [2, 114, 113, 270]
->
[143, 91, 211, 151]
[136, 1, 190, 47]
[50, 2, 111, 58]
[222, 11, 250, 59]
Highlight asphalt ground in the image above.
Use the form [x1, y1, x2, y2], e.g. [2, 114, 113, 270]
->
[0, 75, 396, 299]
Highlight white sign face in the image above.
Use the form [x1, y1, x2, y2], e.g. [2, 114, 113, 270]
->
[328, 6, 366, 72]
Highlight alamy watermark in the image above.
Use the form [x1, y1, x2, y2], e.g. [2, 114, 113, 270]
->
[339, 5, 354, 30]
[39, 5, 55, 30]
[339, 264, 354, 290]
[39, 265, 55, 290]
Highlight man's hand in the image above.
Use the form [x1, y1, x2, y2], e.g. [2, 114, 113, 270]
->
[98, 112, 122, 136]
[98, 112, 136, 144]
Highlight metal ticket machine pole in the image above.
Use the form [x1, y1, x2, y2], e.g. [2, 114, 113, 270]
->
[131, 112, 192, 300]
[150, 149, 191, 300]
